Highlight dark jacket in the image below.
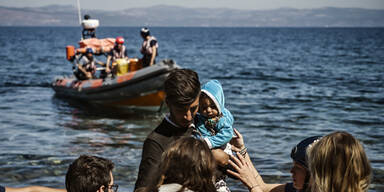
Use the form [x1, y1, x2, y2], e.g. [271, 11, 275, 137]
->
[134, 117, 194, 190]
[285, 183, 298, 192]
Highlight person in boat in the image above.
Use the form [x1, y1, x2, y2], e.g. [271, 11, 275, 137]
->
[227, 129, 321, 192]
[74, 48, 104, 80]
[194, 79, 234, 191]
[307, 131, 371, 192]
[82, 14, 96, 39]
[140, 27, 158, 67]
[106, 36, 128, 76]
[145, 137, 217, 192]
[134, 69, 201, 191]
[66, 155, 118, 192]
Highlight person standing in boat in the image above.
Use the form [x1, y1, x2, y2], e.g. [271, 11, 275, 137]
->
[74, 48, 104, 80]
[140, 27, 158, 67]
[134, 69, 201, 191]
[81, 14, 97, 39]
[106, 36, 128, 76]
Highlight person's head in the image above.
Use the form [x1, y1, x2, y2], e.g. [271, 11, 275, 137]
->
[156, 137, 216, 192]
[164, 69, 200, 128]
[307, 131, 371, 192]
[115, 36, 124, 49]
[140, 27, 150, 39]
[65, 155, 117, 192]
[290, 136, 321, 191]
[84, 14, 91, 20]
[199, 80, 225, 119]
[199, 92, 219, 119]
[85, 48, 94, 59]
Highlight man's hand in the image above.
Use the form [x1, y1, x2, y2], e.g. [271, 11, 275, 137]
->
[86, 72, 92, 79]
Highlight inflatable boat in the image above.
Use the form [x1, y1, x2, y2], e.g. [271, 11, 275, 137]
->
[52, 59, 178, 109]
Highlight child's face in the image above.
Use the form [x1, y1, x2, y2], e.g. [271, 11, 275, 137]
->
[290, 161, 307, 190]
[200, 96, 219, 119]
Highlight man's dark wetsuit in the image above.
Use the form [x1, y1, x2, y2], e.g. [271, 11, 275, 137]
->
[134, 117, 194, 190]
[285, 183, 297, 192]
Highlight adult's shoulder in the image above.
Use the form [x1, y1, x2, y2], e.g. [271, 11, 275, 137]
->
[146, 118, 174, 149]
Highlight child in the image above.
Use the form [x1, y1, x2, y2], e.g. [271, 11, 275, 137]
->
[196, 80, 234, 160]
[195, 80, 234, 192]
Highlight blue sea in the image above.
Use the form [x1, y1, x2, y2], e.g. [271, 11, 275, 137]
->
[0, 27, 383, 191]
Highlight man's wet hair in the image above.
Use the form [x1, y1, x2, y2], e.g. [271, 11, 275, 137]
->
[65, 155, 114, 192]
[164, 69, 200, 106]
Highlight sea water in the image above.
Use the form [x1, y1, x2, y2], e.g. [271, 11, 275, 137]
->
[0, 27, 383, 191]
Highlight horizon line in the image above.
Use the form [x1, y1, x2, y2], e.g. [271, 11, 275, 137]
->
[1, 4, 384, 12]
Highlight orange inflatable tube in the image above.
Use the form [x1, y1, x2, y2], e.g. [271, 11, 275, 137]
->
[66, 45, 75, 61]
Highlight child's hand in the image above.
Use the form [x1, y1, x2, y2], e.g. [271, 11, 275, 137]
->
[230, 128, 245, 152]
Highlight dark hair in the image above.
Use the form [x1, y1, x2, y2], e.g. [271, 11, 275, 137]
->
[84, 14, 91, 20]
[65, 155, 114, 192]
[164, 69, 200, 107]
[140, 27, 150, 38]
[290, 136, 321, 168]
[147, 137, 216, 192]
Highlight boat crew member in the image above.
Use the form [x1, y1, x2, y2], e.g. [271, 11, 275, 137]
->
[140, 27, 158, 67]
[75, 48, 104, 80]
[106, 36, 128, 76]
[81, 14, 96, 39]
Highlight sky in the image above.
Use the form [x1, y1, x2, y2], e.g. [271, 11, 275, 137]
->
[0, 0, 383, 10]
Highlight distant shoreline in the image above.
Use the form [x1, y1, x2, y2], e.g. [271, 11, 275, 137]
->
[1, 5, 383, 27]
[1, 26, 384, 28]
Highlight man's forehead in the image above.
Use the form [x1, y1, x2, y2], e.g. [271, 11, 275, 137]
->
[174, 102, 198, 109]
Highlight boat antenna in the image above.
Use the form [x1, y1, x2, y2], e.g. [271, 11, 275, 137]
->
[76, 0, 82, 25]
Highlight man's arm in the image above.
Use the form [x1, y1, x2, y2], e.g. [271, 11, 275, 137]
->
[134, 138, 163, 191]
[94, 58, 105, 66]
[77, 64, 91, 79]
[105, 55, 112, 73]
[149, 46, 156, 66]
[228, 129, 285, 192]
[5, 186, 66, 192]
[124, 48, 129, 59]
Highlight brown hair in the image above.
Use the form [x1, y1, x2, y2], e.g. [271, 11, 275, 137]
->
[164, 69, 200, 107]
[307, 131, 371, 192]
[65, 155, 114, 192]
[148, 137, 216, 192]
